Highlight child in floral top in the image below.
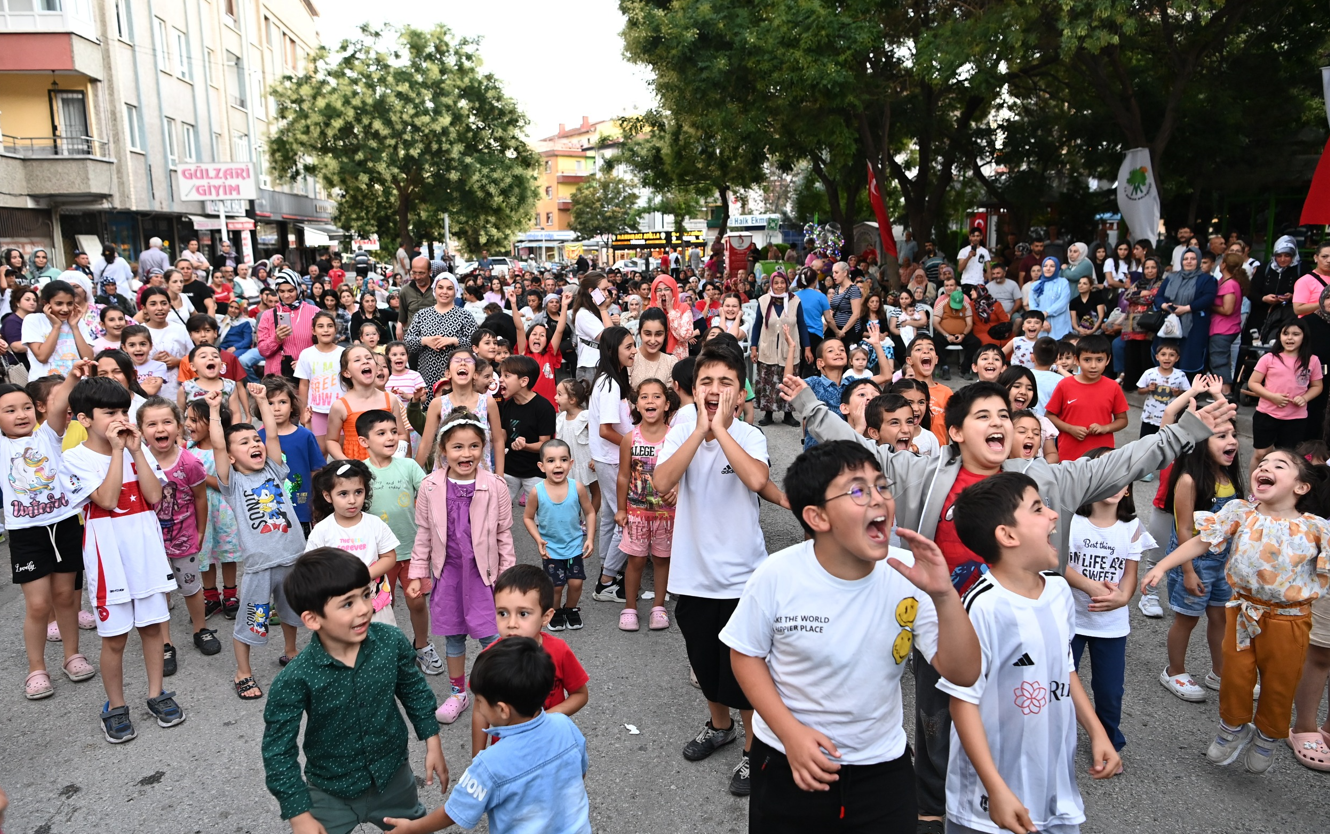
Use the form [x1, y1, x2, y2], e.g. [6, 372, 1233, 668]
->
[1142, 449, 1330, 775]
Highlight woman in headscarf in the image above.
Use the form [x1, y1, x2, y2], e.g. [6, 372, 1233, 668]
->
[648, 273, 695, 360]
[1153, 246, 1217, 374]
[1117, 255, 1166, 391]
[403, 273, 475, 403]
[903, 265, 937, 305]
[1247, 234, 1301, 342]
[1300, 283, 1330, 435]
[749, 270, 807, 426]
[1027, 256, 1072, 338]
[1062, 242, 1095, 292]
[26, 248, 62, 284]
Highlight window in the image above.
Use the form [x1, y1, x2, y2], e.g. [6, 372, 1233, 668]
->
[544, 160, 551, 173]
[544, 186, 552, 198]
[226, 50, 245, 109]
[154, 18, 169, 72]
[212, 132, 222, 160]
[174, 29, 190, 80]
[535, 212, 542, 226]
[232, 132, 250, 162]
[575, 159, 583, 171]
[164, 118, 178, 166]
[114, 0, 130, 40]
[546, 212, 553, 226]
[255, 143, 270, 188]
[124, 103, 142, 151]
[182, 123, 197, 161]
[224, 0, 237, 21]
[205, 48, 216, 86]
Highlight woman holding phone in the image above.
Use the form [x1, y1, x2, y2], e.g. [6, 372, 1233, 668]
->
[572, 271, 615, 384]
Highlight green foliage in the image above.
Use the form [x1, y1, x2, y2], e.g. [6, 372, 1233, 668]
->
[268, 24, 538, 253]
[568, 174, 642, 240]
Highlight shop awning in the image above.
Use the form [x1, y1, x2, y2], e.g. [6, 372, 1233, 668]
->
[300, 223, 346, 246]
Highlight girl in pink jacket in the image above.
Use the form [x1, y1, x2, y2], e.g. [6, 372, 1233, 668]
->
[406, 407, 516, 724]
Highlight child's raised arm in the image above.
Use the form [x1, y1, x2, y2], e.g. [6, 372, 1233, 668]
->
[249, 383, 283, 465]
[1139, 534, 1211, 595]
[865, 323, 894, 385]
[88, 419, 129, 510]
[46, 359, 91, 437]
[508, 286, 527, 355]
[205, 390, 231, 487]
[1161, 374, 1222, 428]
[550, 292, 570, 353]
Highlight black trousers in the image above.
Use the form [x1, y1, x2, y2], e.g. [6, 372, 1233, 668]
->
[913, 647, 950, 818]
[749, 736, 917, 833]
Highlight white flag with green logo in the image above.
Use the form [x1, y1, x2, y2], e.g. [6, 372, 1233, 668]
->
[1117, 148, 1160, 245]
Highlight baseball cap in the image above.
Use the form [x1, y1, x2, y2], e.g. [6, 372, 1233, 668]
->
[949, 290, 964, 310]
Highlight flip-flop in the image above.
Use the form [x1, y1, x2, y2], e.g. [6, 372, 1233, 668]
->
[233, 676, 264, 700]
[1289, 731, 1330, 771]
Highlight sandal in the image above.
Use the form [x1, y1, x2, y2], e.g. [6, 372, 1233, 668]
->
[78, 609, 95, 630]
[46, 620, 61, 642]
[62, 654, 96, 682]
[278, 655, 292, 667]
[619, 609, 640, 631]
[1288, 731, 1330, 771]
[648, 606, 670, 630]
[233, 676, 264, 700]
[25, 670, 54, 700]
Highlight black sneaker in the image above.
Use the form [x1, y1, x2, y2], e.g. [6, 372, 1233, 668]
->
[592, 579, 625, 602]
[146, 691, 186, 728]
[939, 365, 952, 381]
[757, 414, 775, 426]
[547, 609, 567, 632]
[781, 413, 799, 427]
[162, 643, 177, 677]
[222, 595, 239, 620]
[101, 703, 136, 744]
[204, 597, 223, 618]
[193, 628, 221, 656]
[682, 719, 738, 761]
[729, 753, 751, 796]
[564, 607, 583, 630]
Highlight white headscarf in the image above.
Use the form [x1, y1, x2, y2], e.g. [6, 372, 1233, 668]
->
[1270, 235, 1300, 270]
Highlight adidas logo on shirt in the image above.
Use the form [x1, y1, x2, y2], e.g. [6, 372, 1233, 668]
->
[720, 464, 735, 475]
[1012, 652, 1035, 667]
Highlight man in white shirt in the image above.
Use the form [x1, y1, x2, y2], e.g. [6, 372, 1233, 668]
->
[92, 244, 134, 299]
[984, 263, 1023, 315]
[956, 227, 991, 286]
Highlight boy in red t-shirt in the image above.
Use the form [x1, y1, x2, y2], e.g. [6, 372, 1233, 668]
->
[472, 565, 589, 756]
[1044, 335, 1128, 461]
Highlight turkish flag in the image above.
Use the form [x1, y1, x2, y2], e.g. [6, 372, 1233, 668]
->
[867, 161, 898, 258]
[1301, 137, 1330, 225]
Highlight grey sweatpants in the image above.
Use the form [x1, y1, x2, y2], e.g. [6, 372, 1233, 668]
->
[595, 460, 629, 579]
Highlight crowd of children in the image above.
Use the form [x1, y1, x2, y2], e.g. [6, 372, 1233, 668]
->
[8, 266, 1330, 834]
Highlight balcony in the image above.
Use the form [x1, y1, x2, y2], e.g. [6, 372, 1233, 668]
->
[556, 173, 587, 184]
[556, 198, 572, 210]
[0, 0, 97, 44]
[3, 134, 107, 157]
[0, 134, 113, 203]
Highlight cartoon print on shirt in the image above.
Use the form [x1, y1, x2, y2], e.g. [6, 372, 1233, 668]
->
[892, 596, 919, 664]
[8, 446, 70, 519]
[243, 478, 291, 534]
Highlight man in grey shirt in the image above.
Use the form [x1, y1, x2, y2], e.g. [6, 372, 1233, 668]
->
[984, 263, 1023, 315]
[138, 237, 170, 279]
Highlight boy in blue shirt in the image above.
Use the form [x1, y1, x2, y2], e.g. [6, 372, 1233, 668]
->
[385, 637, 591, 834]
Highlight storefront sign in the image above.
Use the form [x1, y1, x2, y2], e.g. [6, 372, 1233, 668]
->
[611, 231, 670, 248]
[730, 214, 780, 230]
[180, 164, 257, 201]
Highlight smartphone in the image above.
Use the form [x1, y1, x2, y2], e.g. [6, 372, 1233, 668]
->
[277, 309, 292, 330]
[591, 288, 606, 306]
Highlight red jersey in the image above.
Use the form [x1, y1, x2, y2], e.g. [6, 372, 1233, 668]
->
[1045, 375, 1128, 461]
[483, 634, 588, 711]
[524, 345, 562, 408]
[933, 466, 989, 594]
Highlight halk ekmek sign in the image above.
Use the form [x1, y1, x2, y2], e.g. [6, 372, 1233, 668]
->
[179, 163, 257, 202]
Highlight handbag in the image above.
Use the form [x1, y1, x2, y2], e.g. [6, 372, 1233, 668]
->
[1134, 309, 1166, 334]
[2, 351, 27, 387]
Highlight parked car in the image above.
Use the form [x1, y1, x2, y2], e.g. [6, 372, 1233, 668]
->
[611, 258, 647, 273]
[457, 256, 513, 278]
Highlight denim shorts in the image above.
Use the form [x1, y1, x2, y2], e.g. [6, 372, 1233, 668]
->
[1166, 555, 1232, 616]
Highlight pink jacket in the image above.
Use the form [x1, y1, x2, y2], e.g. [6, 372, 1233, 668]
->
[408, 469, 515, 586]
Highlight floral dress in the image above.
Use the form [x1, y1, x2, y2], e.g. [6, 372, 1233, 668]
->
[191, 444, 242, 569]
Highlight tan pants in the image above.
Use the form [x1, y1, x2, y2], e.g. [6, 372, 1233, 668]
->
[1220, 605, 1312, 738]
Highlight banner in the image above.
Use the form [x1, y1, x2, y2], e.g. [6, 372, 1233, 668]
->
[1116, 148, 1160, 245]
[179, 163, 257, 201]
[866, 161, 898, 258]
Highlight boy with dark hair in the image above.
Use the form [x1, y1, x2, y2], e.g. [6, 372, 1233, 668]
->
[1029, 336, 1064, 415]
[263, 547, 445, 834]
[498, 354, 557, 507]
[1054, 339, 1079, 376]
[655, 340, 771, 796]
[864, 392, 918, 452]
[838, 377, 882, 436]
[723, 441, 979, 831]
[672, 356, 697, 420]
[781, 373, 1230, 831]
[904, 335, 951, 445]
[385, 637, 590, 834]
[1045, 334, 1128, 461]
[179, 313, 246, 383]
[946, 473, 1119, 834]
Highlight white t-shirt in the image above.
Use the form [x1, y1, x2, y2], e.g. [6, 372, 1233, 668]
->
[1009, 335, 1036, 368]
[587, 375, 632, 464]
[659, 415, 769, 598]
[957, 245, 991, 285]
[1135, 367, 1189, 426]
[0, 423, 82, 529]
[939, 572, 1085, 834]
[911, 426, 940, 456]
[21, 314, 90, 379]
[145, 322, 192, 400]
[294, 345, 346, 414]
[574, 308, 605, 369]
[306, 512, 400, 566]
[1067, 516, 1153, 638]
[720, 540, 938, 765]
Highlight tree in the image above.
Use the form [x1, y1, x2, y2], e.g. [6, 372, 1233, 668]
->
[268, 24, 538, 254]
[568, 174, 642, 239]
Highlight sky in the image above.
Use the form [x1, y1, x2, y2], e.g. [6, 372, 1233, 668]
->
[312, 1, 656, 139]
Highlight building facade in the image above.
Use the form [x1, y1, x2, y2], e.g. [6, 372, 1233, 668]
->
[0, 0, 334, 273]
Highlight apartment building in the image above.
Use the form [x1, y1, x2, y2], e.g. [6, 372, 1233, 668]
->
[0, 0, 335, 272]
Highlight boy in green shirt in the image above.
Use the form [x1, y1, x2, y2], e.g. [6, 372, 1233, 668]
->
[355, 409, 438, 674]
[263, 547, 445, 834]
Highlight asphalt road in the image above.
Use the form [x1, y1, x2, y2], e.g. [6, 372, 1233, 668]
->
[0, 392, 1326, 834]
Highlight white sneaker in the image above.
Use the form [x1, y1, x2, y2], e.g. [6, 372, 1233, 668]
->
[1137, 594, 1164, 618]
[415, 642, 445, 676]
[1160, 668, 1207, 702]
[1204, 671, 1222, 691]
[1207, 722, 1254, 766]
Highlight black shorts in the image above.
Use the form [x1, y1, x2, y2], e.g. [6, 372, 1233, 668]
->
[544, 555, 586, 588]
[1252, 410, 1308, 450]
[1139, 421, 1160, 439]
[9, 515, 84, 587]
[749, 736, 916, 833]
[676, 594, 751, 710]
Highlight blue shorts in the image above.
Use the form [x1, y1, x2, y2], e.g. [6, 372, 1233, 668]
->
[1166, 555, 1232, 616]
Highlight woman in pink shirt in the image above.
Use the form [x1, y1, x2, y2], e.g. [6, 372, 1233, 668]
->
[1291, 241, 1330, 316]
[1208, 252, 1246, 394]
[255, 275, 321, 378]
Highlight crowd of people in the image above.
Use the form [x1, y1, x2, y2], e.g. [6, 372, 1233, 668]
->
[2, 227, 1330, 834]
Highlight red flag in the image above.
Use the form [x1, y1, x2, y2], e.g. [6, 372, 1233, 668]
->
[1301, 137, 1330, 225]
[867, 161, 898, 258]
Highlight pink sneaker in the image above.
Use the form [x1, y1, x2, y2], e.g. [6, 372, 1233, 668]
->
[648, 606, 670, 630]
[619, 609, 640, 631]
[435, 690, 469, 724]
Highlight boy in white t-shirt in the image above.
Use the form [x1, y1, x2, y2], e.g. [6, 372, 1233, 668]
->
[653, 340, 770, 797]
[945, 472, 1119, 834]
[1135, 340, 1188, 438]
[721, 441, 979, 831]
[957, 227, 991, 286]
[1002, 310, 1043, 369]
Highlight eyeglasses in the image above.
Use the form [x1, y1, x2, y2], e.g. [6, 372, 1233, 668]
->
[823, 479, 893, 507]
